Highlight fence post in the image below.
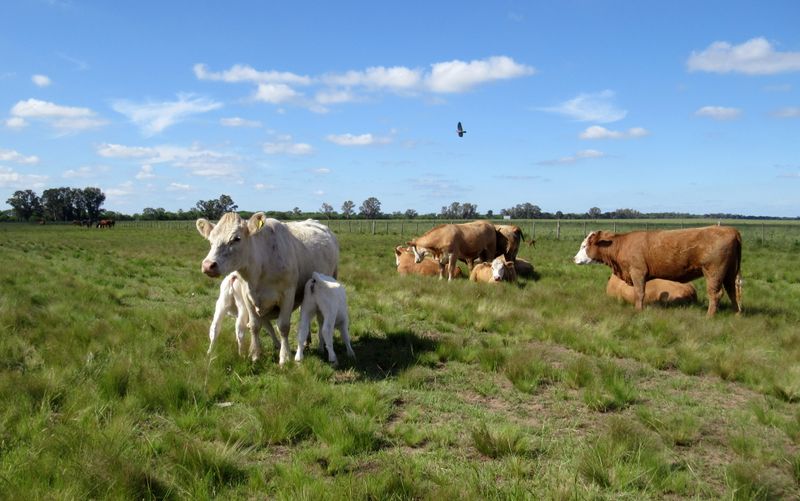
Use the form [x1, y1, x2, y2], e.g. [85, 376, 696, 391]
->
[372, 221, 376, 235]
[583, 221, 586, 235]
[556, 221, 561, 240]
[531, 221, 535, 240]
[613, 222, 616, 232]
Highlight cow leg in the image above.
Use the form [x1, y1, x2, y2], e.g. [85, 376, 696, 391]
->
[247, 315, 263, 361]
[339, 315, 356, 360]
[319, 317, 338, 364]
[631, 273, 647, 311]
[276, 294, 296, 366]
[234, 306, 248, 357]
[316, 311, 326, 355]
[705, 276, 724, 317]
[207, 294, 228, 355]
[294, 302, 316, 362]
[447, 254, 457, 281]
[723, 270, 742, 315]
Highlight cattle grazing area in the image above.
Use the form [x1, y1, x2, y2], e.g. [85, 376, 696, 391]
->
[1, 223, 800, 498]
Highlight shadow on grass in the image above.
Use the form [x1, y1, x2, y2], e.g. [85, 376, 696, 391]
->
[345, 330, 440, 381]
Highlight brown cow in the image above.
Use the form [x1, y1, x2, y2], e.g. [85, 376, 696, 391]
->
[513, 257, 535, 278]
[574, 226, 741, 316]
[494, 224, 526, 261]
[606, 274, 697, 306]
[395, 246, 463, 278]
[470, 255, 517, 283]
[407, 220, 497, 280]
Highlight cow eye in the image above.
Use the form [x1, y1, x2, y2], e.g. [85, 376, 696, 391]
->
[230, 235, 241, 244]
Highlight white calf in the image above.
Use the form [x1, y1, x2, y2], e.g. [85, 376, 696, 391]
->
[295, 272, 355, 364]
[207, 273, 278, 358]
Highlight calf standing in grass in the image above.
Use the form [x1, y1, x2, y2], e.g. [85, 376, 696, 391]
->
[470, 255, 517, 283]
[207, 272, 278, 357]
[295, 272, 355, 365]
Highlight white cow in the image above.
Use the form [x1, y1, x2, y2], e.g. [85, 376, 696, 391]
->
[294, 272, 355, 365]
[207, 272, 279, 357]
[197, 213, 339, 364]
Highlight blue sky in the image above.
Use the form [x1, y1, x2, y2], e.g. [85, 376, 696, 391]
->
[1, 1, 799, 217]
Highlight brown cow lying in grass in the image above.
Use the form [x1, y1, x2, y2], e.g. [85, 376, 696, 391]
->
[513, 258, 535, 279]
[407, 220, 496, 280]
[395, 246, 462, 278]
[470, 256, 517, 283]
[606, 274, 697, 306]
[574, 225, 742, 316]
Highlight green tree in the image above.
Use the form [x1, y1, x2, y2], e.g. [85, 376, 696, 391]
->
[81, 187, 106, 220]
[6, 189, 41, 221]
[341, 200, 355, 219]
[320, 203, 335, 219]
[359, 197, 382, 218]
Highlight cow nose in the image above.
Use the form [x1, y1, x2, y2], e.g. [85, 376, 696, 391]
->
[202, 260, 220, 277]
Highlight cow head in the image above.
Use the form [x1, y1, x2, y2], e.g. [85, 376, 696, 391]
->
[196, 212, 270, 277]
[406, 240, 427, 263]
[573, 231, 612, 265]
[490, 256, 515, 282]
[394, 245, 408, 267]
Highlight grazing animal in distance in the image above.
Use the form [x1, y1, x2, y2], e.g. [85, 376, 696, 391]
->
[470, 255, 517, 283]
[97, 219, 115, 228]
[407, 220, 497, 280]
[606, 274, 697, 306]
[295, 272, 355, 365]
[574, 226, 742, 316]
[196, 213, 339, 364]
[395, 246, 463, 277]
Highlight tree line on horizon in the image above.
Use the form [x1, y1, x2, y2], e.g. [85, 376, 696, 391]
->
[3, 188, 796, 223]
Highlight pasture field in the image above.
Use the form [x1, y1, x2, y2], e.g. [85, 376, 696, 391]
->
[1, 222, 799, 499]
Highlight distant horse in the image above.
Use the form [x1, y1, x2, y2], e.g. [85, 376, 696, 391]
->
[97, 219, 115, 228]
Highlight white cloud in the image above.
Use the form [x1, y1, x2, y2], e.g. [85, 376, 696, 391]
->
[63, 166, 93, 179]
[312, 167, 331, 174]
[194, 63, 311, 85]
[8, 98, 106, 133]
[325, 133, 391, 146]
[541, 90, 627, 123]
[324, 66, 422, 91]
[32, 74, 51, 87]
[315, 89, 357, 105]
[254, 83, 300, 104]
[537, 149, 606, 166]
[254, 183, 276, 190]
[264, 135, 314, 155]
[314, 189, 325, 196]
[688, 37, 800, 75]
[772, 107, 800, 118]
[0, 166, 48, 189]
[0, 148, 39, 164]
[136, 164, 155, 179]
[579, 125, 649, 139]
[220, 117, 262, 127]
[111, 93, 222, 136]
[166, 182, 191, 191]
[97, 143, 154, 158]
[695, 106, 741, 120]
[96, 143, 243, 179]
[426, 56, 535, 93]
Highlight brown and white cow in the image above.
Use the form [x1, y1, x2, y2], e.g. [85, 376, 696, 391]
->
[494, 224, 526, 262]
[606, 274, 697, 306]
[574, 226, 742, 316]
[395, 246, 463, 277]
[470, 255, 517, 283]
[197, 213, 339, 364]
[407, 220, 496, 280]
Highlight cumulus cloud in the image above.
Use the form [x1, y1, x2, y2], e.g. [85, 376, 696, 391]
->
[136, 164, 155, 179]
[0, 148, 39, 164]
[254, 83, 300, 104]
[772, 107, 800, 118]
[579, 125, 649, 139]
[0, 166, 48, 189]
[537, 149, 606, 166]
[32, 74, 51, 87]
[63, 166, 94, 179]
[312, 168, 331, 174]
[7, 98, 106, 133]
[325, 133, 391, 146]
[194, 63, 311, 85]
[96, 143, 243, 179]
[220, 117, 262, 127]
[323, 66, 423, 91]
[263, 135, 314, 155]
[695, 106, 741, 120]
[425, 56, 535, 93]
[541, 90, 627, 123]
[111, 93, 222, 136]
[688, 37, 800, 75]
[166, 182, 191, 191]
[254, 183, 276, 190]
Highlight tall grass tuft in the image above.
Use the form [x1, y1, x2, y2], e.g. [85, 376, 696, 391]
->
[471, 421, 539, 459]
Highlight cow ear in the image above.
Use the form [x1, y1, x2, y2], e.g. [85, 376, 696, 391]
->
[395, 246, 403, 256]
[196, 218, 214, 239]
[595, 232, 613, 247]
[247, 212, 267, 234]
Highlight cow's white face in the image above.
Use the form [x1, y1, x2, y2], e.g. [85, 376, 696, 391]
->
[574, 232, 600, 265]
[490, 257, 507, 281]
[197, 212, 264, 277]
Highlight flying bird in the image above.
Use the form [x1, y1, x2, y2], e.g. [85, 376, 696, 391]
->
[457, 122, 466, 137]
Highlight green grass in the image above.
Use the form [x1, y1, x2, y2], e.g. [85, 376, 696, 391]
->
[1, 222, 799, 498]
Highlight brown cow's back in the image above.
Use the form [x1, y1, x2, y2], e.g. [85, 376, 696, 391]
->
[606, 274, 697, 305]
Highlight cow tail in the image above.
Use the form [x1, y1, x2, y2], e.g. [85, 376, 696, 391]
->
[735, 232, 743, 312]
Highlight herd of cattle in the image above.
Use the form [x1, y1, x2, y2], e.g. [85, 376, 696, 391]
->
[195, 213, 743, 364]
[71, 219, 116, 228]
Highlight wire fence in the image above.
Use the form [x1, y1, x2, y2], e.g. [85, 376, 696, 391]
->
[113, 218, 800, 243]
